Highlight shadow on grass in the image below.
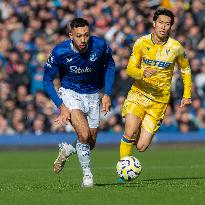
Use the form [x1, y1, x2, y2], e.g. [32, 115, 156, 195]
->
[95, 176, 205, 187]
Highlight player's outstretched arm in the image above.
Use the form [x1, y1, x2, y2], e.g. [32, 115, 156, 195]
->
[43, 52, 63, 108]
[103, 43, 115, 97]
[177, 45, 192, 108]
[102, 42, 115, 115]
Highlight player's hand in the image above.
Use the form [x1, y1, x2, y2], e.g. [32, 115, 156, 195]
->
[54, 104, 71, 126]
[180, 98, 192, 108]
[101, 94, 111, 115]
[143, 67, 157, 78]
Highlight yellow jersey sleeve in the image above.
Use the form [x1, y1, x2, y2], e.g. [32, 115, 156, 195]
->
[176, 45, 192, 99]
[126, 39, 144, 79]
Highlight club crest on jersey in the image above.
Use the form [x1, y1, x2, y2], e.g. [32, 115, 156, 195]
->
[166, 49, 170, 55]
[89, 52, 97, 62]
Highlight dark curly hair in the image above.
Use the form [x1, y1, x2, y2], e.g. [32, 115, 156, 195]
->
[70, 18, 89, 29]
[153, 8, 175, 25]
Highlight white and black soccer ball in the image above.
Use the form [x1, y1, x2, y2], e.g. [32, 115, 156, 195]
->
[116, 156, 142, 181]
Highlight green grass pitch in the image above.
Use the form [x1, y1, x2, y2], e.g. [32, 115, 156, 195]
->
[0, 146, 205, 205]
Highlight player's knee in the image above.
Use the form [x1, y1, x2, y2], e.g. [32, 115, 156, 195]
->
[78, 132, 90, 144]
[136, 143, 147, 152]
[124, 131, 136, 139]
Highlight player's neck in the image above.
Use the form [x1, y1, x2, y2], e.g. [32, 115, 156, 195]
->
[152, 33, 168, 45]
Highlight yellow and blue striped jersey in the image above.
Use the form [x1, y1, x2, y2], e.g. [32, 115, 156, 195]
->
[127, 33, 192, 103]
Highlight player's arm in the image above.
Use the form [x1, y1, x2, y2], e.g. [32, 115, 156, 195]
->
[102, 43, 115, 113]
[53, 75, 61, 92]
[43, 51, 70, 125]
[177, 45, 192, 107]
[127, 39, 156, 79]
[43, 52, 63, 108]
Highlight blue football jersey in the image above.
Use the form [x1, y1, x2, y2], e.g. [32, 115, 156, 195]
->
[43, 36, 115, 107]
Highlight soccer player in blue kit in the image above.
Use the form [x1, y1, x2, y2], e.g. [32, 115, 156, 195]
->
[43, 18, 115, 187]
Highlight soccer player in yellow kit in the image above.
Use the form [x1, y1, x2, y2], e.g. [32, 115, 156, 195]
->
[120, 8, 192, 159]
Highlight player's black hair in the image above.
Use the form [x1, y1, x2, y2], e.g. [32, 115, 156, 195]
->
[70, 18, 89, 29]
[153, 8, 175, 25]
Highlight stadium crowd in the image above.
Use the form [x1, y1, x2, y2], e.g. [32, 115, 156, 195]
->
[0, 0, 205, 135]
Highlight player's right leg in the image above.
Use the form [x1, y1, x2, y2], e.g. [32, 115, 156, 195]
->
[53, 142, 76, 174]
[120, 114, 141, 158]
[120, 90, 145, 158]
[53, 88, 78, 174]
[70, 109, 94, 188]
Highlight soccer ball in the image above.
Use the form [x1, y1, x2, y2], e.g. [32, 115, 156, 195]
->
[116, 156, 142, 181]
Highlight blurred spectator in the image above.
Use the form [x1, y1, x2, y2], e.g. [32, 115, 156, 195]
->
[31, 117, 46, 135]
[0, 0, 204, 135]
[113, 69, 133, 98]
[177, 111, 198, 133]
[0, 115, 14, 135]
[160, 105, 178, 132]
[195, 64, 205, 98]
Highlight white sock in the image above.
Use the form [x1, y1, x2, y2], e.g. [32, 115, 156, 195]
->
[76, 142, 92, 175]
[65, 139, 79, 156]
[65, 144, 77, 157]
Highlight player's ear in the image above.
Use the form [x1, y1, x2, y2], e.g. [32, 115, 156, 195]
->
[153, 21, 156, 28]
[69, 32, 73, 40]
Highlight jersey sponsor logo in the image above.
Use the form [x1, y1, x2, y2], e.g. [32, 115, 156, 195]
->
[70, 66, 92, 74]
[143, 58, 172, 69]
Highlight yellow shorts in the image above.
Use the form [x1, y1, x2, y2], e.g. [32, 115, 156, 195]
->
[122, 90, 168, 134]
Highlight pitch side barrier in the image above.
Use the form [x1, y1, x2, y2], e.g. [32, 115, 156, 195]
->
[0, 131, 205, 145]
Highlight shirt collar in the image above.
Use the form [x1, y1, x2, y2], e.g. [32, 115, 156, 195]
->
[150, 33, 169, 45]
[70, 40, 79, 53]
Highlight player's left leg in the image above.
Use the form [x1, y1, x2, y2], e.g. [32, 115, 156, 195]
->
[120, 113, 141, 158]
[136, 128, 154, 152]
[120, 90, 146, 159]
[86, 93, 100, 150]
